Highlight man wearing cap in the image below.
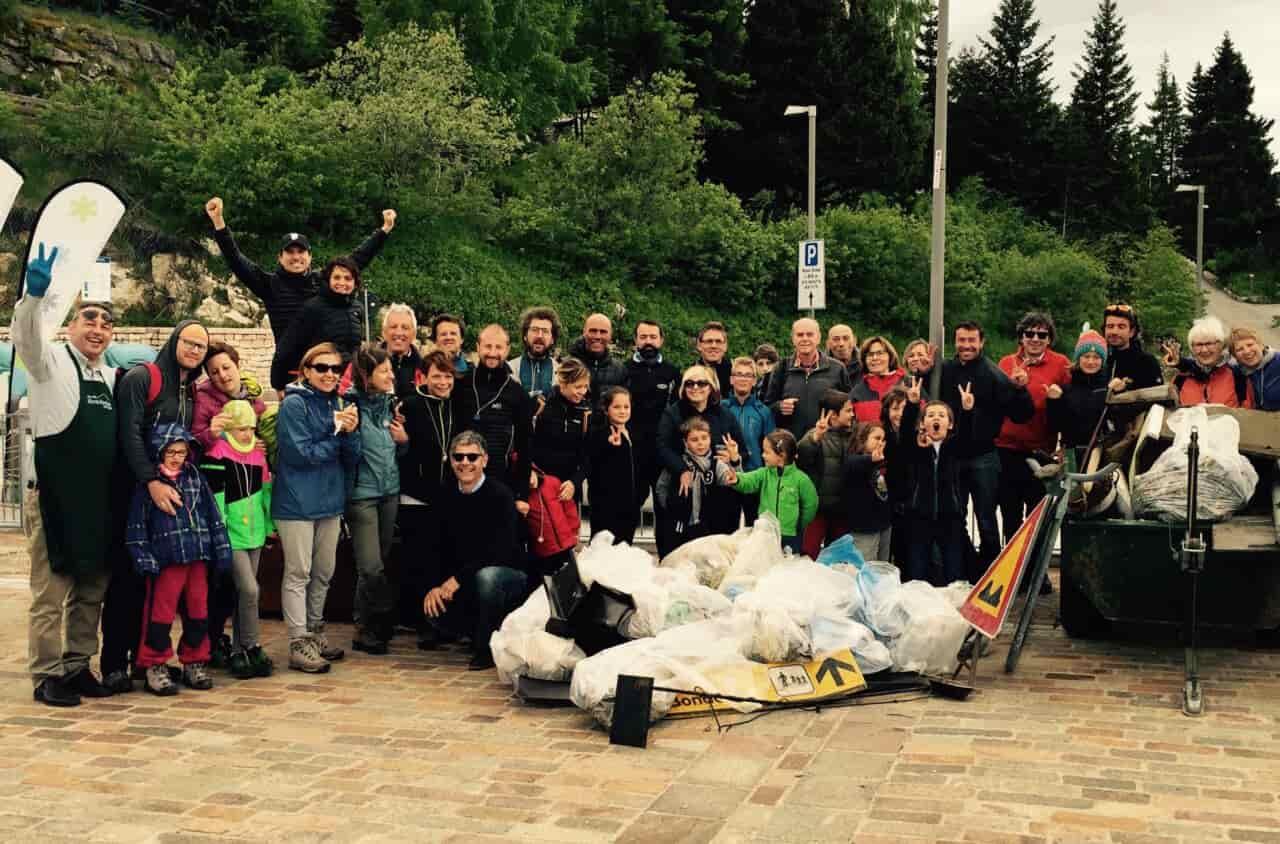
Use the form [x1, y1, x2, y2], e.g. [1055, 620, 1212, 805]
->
[204, 197, 397, 342]
[13, 244, 119, 706]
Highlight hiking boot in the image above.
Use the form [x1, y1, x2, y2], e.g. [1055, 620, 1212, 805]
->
[247, 645, 274, 677]
[289, 638, 331, 674]
[144, 664, 178, 696]
[352, 628, 388, 655]
[468, 649, 496, 671]
[309, 631, 345, 662]
[209, 634, 232, 669]
[102, 669, 133, 695]
[33, 676, 81, 707]
[65, 668, 114, 698]
[227, 649, 254, 680]
[182, 663, 214, 691]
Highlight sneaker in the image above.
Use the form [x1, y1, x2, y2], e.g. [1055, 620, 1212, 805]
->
[468, 650, 496, 671]
[352, 628, 388, 655]
[227, 649, 254, 680]
[309, 631, 345, 662]
[289, 638, 331, 674]
[65, 668, 114, 698]
[209, 634, 232, 669]
[182, 663, 214, 691]
[102, 668, 133, 695]
[144, 664, 179, 696]
[33, 676, 81, 707]
[247, 645, 274, 677]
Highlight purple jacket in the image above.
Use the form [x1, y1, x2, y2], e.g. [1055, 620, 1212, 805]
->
[192, 378, 267, 454]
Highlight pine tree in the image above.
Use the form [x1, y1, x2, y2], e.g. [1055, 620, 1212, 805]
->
[1137, 53, 1183, 213]
[948, 0, 1060, 216]
[1065, 0, 1147, 237]
[326, 0, 364, 48]
[574, 0, 683, 103]
[915, 2, 939, 187]
[1178, 34, 1279, 259]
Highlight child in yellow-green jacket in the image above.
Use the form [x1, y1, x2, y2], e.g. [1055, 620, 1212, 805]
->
[729, 429, 819, 554]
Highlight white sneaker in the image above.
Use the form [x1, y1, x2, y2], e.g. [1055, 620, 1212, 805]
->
[289, 638, 330, 673]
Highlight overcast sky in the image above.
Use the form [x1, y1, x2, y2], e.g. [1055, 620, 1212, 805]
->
[947, 0, 1279, 160]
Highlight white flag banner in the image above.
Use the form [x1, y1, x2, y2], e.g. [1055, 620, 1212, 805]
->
[0, 156, 22, 231]
[24, 180, 126, 339]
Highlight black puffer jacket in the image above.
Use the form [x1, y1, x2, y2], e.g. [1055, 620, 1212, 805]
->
[270, 287, 362, 390]
[625, 352, 678, 456]
[386, 344, 427, 397]
[568, 338, 628, 403]
[655, 398, 747, 477]
[898, 402, 969, 520]
[399, 390, 465, 505]
[117, 319, 205, 484]
[1047, 368, 1112, 448]
[212, 225, 387, 342]
[528, 389, 592, 493]
[456, 363, 534, 499]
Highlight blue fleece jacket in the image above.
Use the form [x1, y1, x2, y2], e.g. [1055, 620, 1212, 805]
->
[723, 392, 775, 471]
[273, 382, 362, 521]
[126, 423, 233, 576]
[1237, 349, 1280, 411]
[346, 387, 407, 501]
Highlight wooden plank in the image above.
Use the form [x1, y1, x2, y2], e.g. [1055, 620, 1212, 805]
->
[1212, 514, 1277, 552]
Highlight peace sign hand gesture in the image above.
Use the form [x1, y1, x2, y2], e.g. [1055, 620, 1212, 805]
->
[905, 374, 922, 405]
[1010, 360, 1030, 387]
[959, 381, 975, 411]
[1161, 339, 1181, 367]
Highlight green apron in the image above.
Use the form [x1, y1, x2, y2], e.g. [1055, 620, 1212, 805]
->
[35, 346, 118, 576]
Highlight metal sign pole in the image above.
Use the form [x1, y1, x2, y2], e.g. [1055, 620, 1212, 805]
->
[928, 0, 950, 398]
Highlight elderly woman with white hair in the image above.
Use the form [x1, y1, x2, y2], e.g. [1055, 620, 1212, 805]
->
[1172, 316, 1253, 408]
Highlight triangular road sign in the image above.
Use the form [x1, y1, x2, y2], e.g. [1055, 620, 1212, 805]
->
[959, 496, 1049, 638]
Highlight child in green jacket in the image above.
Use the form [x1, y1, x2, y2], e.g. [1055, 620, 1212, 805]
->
[199, 400, 274, 680]
[730, 429, 819, 554]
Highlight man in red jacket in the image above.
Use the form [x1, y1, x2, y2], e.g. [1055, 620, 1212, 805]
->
[995, 312, 1071, 545]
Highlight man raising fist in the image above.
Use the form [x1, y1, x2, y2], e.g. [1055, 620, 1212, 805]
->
[205, 197, 397, 343]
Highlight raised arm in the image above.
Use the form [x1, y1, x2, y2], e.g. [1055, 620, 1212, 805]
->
[206, 197, 273, 304]
[11, 245, 59, 384]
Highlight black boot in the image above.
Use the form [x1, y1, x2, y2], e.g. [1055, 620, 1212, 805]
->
[33, 676, 81, 707]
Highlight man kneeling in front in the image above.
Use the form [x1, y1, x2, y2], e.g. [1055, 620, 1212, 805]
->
[420, 431, 528, 670]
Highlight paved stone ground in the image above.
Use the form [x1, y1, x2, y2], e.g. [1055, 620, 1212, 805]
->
[0, 529, 1278, 843]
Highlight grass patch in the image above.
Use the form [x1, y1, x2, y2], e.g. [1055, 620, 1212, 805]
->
[17, 3, 185, 52]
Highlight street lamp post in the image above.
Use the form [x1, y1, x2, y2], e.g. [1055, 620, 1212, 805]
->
[1176, 184, 1206, 289]
[785, 105, 818, 317]
[784, 105, 817, 241]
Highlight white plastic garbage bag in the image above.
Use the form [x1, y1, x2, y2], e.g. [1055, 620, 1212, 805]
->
[1132, 406, 1258, 522]
[659, 532, 742, 588]
[720, 513, 786, 597]
[490, 589, 586, 684]
[887, 580, 970, 674]
[856, 561, 906, 638]
[810, 615, 893, 675]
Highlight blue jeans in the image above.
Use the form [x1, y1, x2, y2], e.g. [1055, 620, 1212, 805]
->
[958, 451, 1001, 577]
[437, 565, 528, 656]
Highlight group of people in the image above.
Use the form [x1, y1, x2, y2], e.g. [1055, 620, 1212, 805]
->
[21, 198, 1276, 709]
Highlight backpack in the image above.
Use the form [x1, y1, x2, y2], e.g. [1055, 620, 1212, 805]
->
[256, 404, 280, 468]
[114, 360, 164, 409]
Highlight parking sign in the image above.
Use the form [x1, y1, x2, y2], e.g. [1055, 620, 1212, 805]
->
[797, 239, 825, 310]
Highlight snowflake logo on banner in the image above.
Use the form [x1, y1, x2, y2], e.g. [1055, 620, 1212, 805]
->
[69, 196, 98, 224]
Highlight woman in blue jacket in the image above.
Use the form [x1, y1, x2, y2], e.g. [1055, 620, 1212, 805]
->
[273, 342, 362, 674]
[345, 345, 409, 655]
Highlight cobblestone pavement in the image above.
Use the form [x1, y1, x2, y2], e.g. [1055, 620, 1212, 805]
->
[0, 535, 1278, 843]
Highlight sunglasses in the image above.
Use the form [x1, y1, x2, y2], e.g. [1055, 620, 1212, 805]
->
[450, 452, 483, 463]
[78, 308, 114, 325]
[1022, 330, 1050, 339]
[1105, 303, 1134, 315]
[685, 380, 712, 389]
[307, 362, 343, 374]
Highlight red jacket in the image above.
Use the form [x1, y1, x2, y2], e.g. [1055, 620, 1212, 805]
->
[850, 369, 906, 423]
[1175, 362, 1254, 408]
[995, 350, 1071, 453]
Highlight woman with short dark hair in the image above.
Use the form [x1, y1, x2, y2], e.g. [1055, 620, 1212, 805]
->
[269, 256, 364, 390]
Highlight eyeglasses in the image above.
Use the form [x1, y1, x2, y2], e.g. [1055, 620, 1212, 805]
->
[307, 362, 343, 374]
[179, 338, 208, 353]
[1191, 341, 1222, 349]
[685, 380, 711, 389]
[731, 372, 755, 380]
[450, 452, 483, 463]
[1022, 330, 1050, 340]
[78, 308, 114, 326]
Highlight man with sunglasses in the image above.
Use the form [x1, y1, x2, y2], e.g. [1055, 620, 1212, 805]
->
[14, 245, 119, 705]
[995, 313, 1071, 549]
[1102, 303, 1164, 395]
[419, 432, 526, 670]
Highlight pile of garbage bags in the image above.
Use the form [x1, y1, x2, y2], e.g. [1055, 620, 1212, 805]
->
[1132, 406, 1259, 522]
[490, 514, 973, 727]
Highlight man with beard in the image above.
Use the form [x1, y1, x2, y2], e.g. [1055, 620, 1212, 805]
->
[826, 324, 861, 381]
[695, 321, 733, 396]
[381, 304, 426, 396]
[456, 324, 534, 509]
[508, 306, 561, 399]
[206, 197, 395, 342]
[625, 319, 678, 516]
[568, 313, 627, 404]
[939, 320, 1034, 580]
[1102, 304, 1164, 393]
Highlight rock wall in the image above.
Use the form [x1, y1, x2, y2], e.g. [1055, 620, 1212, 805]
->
[0, 325, 277, 389]
[0, 11, 176, 89]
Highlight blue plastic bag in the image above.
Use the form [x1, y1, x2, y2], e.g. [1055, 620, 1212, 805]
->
[815, 533, 866, 569]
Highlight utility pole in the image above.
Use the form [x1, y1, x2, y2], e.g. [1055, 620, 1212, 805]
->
[928, 0, 950, 399]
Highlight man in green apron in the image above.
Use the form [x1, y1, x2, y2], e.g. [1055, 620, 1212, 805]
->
[13, 244, 119, 706]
